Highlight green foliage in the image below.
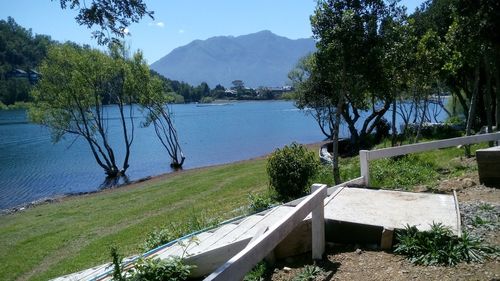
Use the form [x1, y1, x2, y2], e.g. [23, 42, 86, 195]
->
[141, 228, 176, 252]
[141, 210, 219, 252]
[127, 257, 192, 281]
[0, 17, 53, 105]
[267, 143, 319, 201]
[0, 101, 7, 110]
[111, 248, 192, 281]
[395, 223, 495, 266]
[248, 192, 276, 213]
[200, 96, 214, 104]
[371, 154, 438, 189]
[58, 0, 153, 46]
[293, 265, 323, 281]
[312, 164, 335, 187]
[244, 261, 268, 281]
[111, 246, 126, 281]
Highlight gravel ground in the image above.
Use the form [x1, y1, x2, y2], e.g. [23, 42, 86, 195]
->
[263, 173, 500, 281]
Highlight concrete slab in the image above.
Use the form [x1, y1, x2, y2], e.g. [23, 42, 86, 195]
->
[324, 187, 460, 234]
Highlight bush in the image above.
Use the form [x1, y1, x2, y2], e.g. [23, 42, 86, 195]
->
[129, 257, 193, 281]
[248, 192, 276, 213]
[394, 223, 495, 266]
[267, 143, 318, 201]
[0, 101, 7, 110]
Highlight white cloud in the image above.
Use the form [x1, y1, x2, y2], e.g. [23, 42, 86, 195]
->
[178, 29, 185, 34]
[148, 21, 165, 28]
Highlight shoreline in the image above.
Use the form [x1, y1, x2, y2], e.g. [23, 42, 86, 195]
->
[1, 141, 327, 215]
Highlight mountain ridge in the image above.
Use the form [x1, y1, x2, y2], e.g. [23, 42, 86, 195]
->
[150, 30, 316, 88]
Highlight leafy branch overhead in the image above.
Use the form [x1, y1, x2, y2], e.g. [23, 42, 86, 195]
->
[56, 0, 154, 45]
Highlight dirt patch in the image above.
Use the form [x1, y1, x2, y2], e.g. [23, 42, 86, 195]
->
[266, 173, 500, 281]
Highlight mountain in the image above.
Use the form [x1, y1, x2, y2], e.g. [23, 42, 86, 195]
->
[150, 30, 316, 88]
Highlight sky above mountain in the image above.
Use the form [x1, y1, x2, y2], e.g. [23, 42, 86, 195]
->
[1, 0, 424, 64]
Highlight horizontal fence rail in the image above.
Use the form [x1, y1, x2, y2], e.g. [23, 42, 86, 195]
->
[360, 132, 500, 186]
[204, 184, 327, 281]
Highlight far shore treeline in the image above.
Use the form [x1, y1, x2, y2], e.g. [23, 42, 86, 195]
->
[0, 17, 291, 109]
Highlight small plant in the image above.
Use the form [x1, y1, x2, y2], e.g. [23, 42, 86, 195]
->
[111, 246, 126, 281]
[142, 228, 176, 252]
[293, 264, 323, 281]
[471, 216, 491, 227]
[128, 257, 193, 281]
[394, 223, 495, 266]
[244, 261, 268, 281]
[248, 192, 275, 213]
[267, 142, 318, 201]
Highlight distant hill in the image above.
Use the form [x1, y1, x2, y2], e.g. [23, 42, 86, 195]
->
[150, 30, 316, 88]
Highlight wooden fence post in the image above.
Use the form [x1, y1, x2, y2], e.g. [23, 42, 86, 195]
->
[311, 184, 327, 260]
[359, 150, 370, 187]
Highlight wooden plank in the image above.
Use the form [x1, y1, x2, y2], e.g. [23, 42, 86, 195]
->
[192, 215, 265, 254]
[204, 185, 327, 281]
[453, 190, 462, 237]
[366, 133, 500, 161]
[207, 206, 295, 250]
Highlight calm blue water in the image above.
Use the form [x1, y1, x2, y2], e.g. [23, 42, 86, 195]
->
[0, 101, 326, 209]
[0, 100, 448, 209]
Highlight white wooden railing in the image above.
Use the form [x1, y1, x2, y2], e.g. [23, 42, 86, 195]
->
[359, 132, 500, 186]
[203, 184, 327, 281]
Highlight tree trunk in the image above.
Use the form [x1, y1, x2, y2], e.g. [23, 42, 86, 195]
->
[465, 64, 480, 157]
[414, 97, 428, 143]
[332, 99, 342, 185]
[391, 99, 397, 147]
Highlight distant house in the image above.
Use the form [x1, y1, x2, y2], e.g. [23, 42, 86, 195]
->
[8, 68, 28, 78]
[6, 68, 40, 84]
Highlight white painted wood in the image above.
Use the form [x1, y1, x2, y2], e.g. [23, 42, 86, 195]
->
[453, 190, 461, 237]
[359, 150, 370, 186]
[311, 184, 327, 260]
[359, 132, 500, 187]
[367, 133, 500, 161]
[203, 185, 327, 281]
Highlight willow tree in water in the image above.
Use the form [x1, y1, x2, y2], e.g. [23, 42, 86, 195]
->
[140, 76, 185, 168]
[30, 43, 150, 178]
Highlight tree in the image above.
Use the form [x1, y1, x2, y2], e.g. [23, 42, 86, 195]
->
[56, 0, 154, 46]
[30, 43, 148, 178]
[311, 0, 398, 152]
[141, 75, 186, 168]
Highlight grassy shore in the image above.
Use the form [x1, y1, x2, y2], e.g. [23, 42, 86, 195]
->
[0, 157, 270, 281]
[0, 141, 488, 281]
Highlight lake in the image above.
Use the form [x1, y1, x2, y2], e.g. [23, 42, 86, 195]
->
[0, 101, 327, 209]
[0, 100, 448, 210]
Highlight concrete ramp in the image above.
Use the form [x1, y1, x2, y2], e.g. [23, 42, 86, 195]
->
[324, 187, 460, 234]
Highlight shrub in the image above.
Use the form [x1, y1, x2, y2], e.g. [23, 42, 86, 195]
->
[248, 192, 276, 213]
[394, 223, 495, 266]
[111, 247, 193, 281]
[267, 143, 318, 201]
[0, 101, 7, 110]
[141, 228, 176, 252]
[129, 257, 193, 281]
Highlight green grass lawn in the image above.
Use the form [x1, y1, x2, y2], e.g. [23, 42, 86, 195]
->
[0, 159, 268, 281]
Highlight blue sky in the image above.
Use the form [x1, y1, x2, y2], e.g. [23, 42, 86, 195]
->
[1, 0, 424, 64]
